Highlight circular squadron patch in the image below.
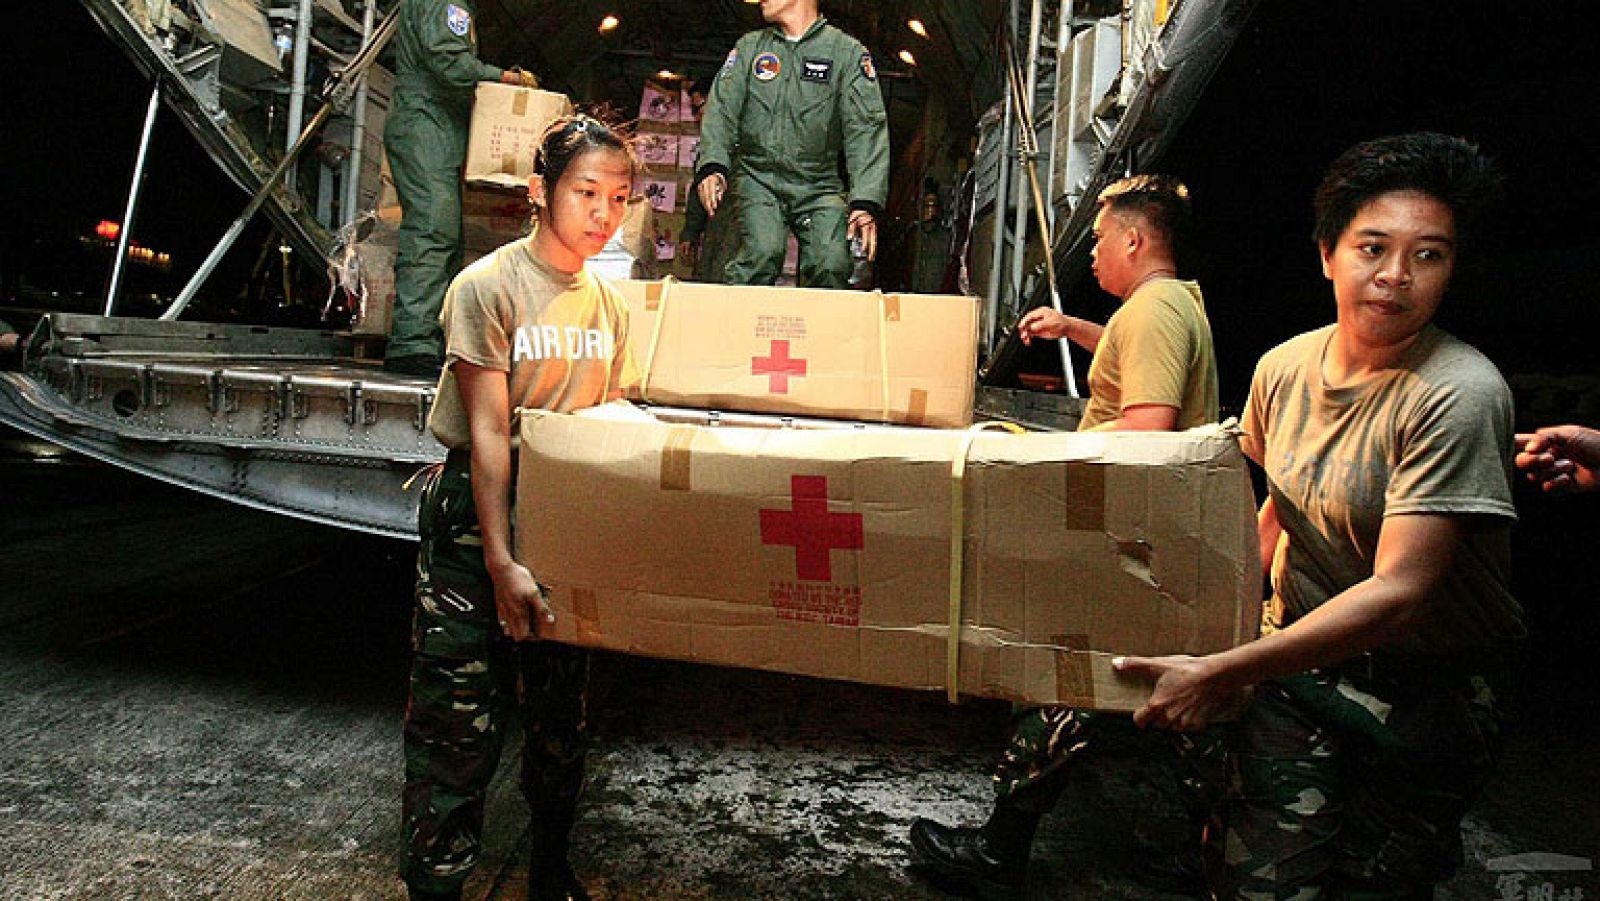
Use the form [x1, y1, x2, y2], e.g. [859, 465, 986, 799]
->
[753, 52, 782, 82]
[445, 3, 471, 37]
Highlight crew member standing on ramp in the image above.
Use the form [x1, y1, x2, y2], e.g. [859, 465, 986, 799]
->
[383, 0, 539, 377]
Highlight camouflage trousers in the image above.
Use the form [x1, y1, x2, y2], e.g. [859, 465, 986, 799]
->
[400, 451, 591, 895]
[993, 706, 1228, 853]
[1210, 653, 1514, 900]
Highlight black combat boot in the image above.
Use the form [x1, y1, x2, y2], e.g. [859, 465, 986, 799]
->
[1129, 842, 1207, 897]
[528, 807, 590, 901]
[909, 805, 1037, 898]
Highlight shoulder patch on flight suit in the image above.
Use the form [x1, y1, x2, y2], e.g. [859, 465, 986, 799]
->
[801, 57, 832, 83]
[753, 52, 781, 82]
[860, 51, 877, 81]
[445, 4, 471, 36]
[722, 48, 739, 75]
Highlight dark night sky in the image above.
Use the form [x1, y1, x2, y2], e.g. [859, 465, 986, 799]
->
[1, 3, 280, 316]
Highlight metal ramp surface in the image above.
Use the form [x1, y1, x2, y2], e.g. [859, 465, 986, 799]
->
[0, 314, 441, 539]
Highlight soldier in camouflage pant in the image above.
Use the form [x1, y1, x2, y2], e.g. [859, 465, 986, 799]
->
[1210, 654, 1511, 900]
[401, 451, 590, 899]
[995, 707, 1228, 880]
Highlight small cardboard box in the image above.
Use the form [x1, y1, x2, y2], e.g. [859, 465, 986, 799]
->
[611, 279, 978, 429]
[461, 185, 532, 255]
[636, 131, 681, 170]
[514, 406, 1260, 710]
[465, 84, 574, 189]
[614, 197, 656, 263]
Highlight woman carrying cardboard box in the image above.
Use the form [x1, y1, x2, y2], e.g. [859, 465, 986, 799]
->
[399, 115, 639, 901]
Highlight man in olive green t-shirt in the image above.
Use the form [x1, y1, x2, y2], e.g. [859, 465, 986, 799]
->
[909, 175, 1222, 896]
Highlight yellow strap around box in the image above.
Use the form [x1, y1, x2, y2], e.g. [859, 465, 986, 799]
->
[946, 421, 1024, 704]
[638, 276, 677, 404]
[875, 291, 892, 423]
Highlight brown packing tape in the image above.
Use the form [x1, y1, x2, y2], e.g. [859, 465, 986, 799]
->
[1062, 464, 1106, 531]
[644, 281, 663, 311]
[572, 587, 601, 644]
[876, 292, 891, 422]
[1052, 633, 1095, 705]
[905, 389, 928, 427]
[881, 295, 901, 322]
[659, 426, 695, 491]
[499, 154, 518, 175]
[512, 89, 529, 117]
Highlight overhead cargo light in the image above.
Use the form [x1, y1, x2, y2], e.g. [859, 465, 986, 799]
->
[907, 18, 928, 38]
[598, 14, 619, 33]
[656, 69, 680, 80]
[898, 49, 917, 66]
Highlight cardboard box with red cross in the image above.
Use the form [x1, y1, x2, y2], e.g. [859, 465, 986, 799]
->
[514, 404, 1261, 711]
[611, 278, 978, 429]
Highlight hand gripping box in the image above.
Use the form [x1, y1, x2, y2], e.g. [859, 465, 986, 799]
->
[465, 83, 574, 189]
[611, 278, 978, 429]
[514, 405, 1260, 710]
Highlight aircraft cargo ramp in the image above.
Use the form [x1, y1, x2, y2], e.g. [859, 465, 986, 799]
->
[0, 314, 441, 539]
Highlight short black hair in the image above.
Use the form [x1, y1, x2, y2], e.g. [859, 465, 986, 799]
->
[1312, 132, 1502, 248]
[532, 111, 639, 207]
[1096, 173, 1197, 270]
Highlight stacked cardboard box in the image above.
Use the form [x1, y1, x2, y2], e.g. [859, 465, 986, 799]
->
[611, 278, 979, 429]
[514, 405, 1260, 710]
[636, 79, 701, 280]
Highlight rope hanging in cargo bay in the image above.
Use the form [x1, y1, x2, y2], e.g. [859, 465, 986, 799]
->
[1001, 32, 1081, 399]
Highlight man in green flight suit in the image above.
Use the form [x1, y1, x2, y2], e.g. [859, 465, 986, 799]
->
[695, 0, 890, 288]
[383, 0, 537, 377]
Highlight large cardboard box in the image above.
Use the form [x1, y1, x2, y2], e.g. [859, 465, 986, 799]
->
[612, 279, 978, 428]
[515, 406, 1260, 710]
[465, 84, 573, 189]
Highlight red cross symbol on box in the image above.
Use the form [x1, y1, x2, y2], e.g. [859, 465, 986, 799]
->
[759, 475, 864, 582]
[751, 339, 807, 394]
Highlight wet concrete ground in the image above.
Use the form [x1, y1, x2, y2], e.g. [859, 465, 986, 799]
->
[1, 432, 1595, 900]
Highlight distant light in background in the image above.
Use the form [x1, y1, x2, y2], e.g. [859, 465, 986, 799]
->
[907, 18, 928, 39]
[898, 49, 917, 67]
[95, 220, 121, 241]
[597, 14, 619, 33]
[656, 69, 680, 81]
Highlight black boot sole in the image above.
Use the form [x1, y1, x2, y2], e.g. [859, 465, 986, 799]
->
[908, 825, 1027, 900]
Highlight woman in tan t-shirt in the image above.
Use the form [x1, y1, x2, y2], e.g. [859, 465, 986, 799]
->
[401, 115, 639, 901]
[1118, 133, 1522, 897]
